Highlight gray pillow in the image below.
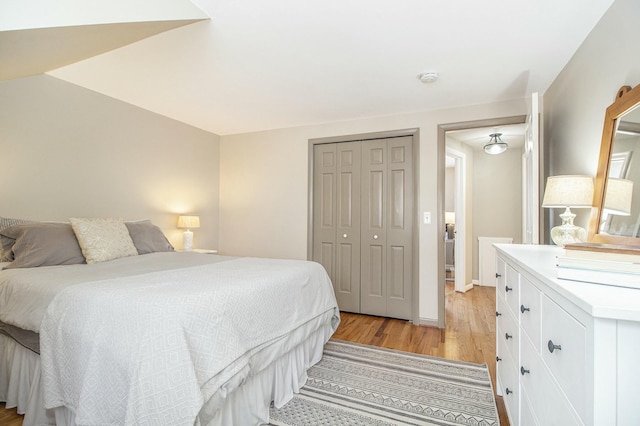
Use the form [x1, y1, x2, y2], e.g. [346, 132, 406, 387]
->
[125, 221, 174, 255]
[1, 222, 86, 269]
[0, 217, 34, 261]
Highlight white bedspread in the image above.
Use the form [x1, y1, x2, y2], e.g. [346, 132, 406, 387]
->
[35, 256, 338, 425]
[0, 252, 230, 333]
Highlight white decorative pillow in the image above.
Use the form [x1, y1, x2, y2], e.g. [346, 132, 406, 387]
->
[70, 217, 138, 264]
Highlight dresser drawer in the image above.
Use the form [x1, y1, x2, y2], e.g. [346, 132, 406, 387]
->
[521, 335, 582, 426]
[504, 264, 520, 316]
[541, 294, 586, 421]
[519, 275, 541, 351]
[497, 296, 519, 362]
[520, 387, 540, 426]
[498, 341, 520, 424]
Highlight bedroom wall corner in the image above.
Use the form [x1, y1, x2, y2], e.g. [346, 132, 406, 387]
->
[0, 74, 221, 251]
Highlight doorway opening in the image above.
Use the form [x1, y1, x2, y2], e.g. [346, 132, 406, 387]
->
[438, 116, 527, 328]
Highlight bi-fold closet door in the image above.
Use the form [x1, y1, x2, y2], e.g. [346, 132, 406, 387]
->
[312, 136, 413, 320]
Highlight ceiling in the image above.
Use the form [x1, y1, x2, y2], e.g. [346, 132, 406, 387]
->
[5, 0, 615, 135]
[448, 123, 527, 150]
[445, 123, 527, 166]
[0, 21, 201, 81]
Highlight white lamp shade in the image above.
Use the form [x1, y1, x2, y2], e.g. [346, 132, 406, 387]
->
[484, 142, 507, 155]
[604, 178, 633, 215]
[542, 175, 594, 208]
[177, 215, 200, 229]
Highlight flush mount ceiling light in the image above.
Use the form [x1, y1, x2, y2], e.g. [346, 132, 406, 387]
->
[417, 71, 438, 83]
[483, 132, 508, 155]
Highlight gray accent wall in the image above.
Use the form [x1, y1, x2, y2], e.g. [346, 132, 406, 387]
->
[543, 0, 640, 239]
[0, 74, 220, 250]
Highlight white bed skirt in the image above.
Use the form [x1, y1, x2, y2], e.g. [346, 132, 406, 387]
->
[0, 320, 334, 426]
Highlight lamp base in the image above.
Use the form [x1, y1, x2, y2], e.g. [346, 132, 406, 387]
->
[550, 207, 587, 248]
[182, 230, 194, 251]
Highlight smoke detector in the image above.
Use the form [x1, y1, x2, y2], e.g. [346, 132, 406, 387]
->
[417, 71, 439, 83]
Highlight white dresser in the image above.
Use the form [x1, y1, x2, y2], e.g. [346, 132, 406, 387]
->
[495, 244, 640, 426]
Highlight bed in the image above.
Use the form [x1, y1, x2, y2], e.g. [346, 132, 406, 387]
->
[0, 218, 340, 425]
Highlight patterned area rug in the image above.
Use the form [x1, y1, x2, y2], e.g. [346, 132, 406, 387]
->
[269, 339, 499, 426]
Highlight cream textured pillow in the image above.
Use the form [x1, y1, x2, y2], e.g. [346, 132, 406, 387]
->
[70, 217, 138, 264]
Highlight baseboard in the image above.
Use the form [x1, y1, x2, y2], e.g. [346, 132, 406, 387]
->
[417, 317, 440, 328]
[471, 279, 479, 285]
[465, 282, 474, 292]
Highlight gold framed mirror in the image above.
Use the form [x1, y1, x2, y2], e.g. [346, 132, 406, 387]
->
[588, 84, 640, 245]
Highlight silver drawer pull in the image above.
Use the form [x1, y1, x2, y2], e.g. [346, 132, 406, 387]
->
[505, 388, 513, 395]
[520, 366, 530, 375]
[342, 234, 348, 238]
[548, 340, 562, 353]
[520, 305, 530, 314]
[505, 333, 512, 340]
[505, 285, 513, 292]
[373, 234, 379, 240]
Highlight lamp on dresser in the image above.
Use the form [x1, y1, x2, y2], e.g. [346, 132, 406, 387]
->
[177, 215, 200, 251]
[542, 175, 594, 247]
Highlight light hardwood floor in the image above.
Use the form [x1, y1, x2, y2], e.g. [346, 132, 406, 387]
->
[0, 282, 507, 426]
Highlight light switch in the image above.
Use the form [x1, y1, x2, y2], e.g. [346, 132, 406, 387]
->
[423, 212, 431, 224]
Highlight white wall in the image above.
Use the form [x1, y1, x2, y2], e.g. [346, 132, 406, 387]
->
[220, 99, 527, 324]
[444, 167, 455, 212]
[543, 0, 640, 236]
[0, 74, 221, 250]
[472, 147, 523, 280]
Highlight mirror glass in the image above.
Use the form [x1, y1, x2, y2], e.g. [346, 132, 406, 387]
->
[600, 105, 640, 237]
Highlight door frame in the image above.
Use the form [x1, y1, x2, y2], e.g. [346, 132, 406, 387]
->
[307, 128, 420, 324]
[444, 146, 468, 293]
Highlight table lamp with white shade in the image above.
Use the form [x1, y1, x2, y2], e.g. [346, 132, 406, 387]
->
[542, 175, 594, 247]
[177, 215, 200, 251]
